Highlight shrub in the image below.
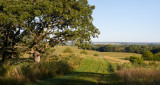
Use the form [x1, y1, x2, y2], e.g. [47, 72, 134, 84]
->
[0, 65, 7, 76]
[142, 51, 154, 60]
[80, 50, 88, 55]
[63, 54, 83, 69]
[154, 53, 160, 61]
[129, 56, 144, 65]
[63, 47, 73, 53]
[0, 55, 73, 84]
[94, 54, 98, 56]
[108, 63, 118, 72]
[21, 58, 73, 81]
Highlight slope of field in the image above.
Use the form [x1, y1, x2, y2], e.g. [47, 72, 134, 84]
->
[29, 56, 122, 85]
[27, 46, 142, 85]
[53, 46, 141, 64]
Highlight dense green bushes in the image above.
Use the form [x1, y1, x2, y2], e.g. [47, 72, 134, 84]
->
[142, 51, 160, 61]
[129, 56, 144, 65]
[142, 51, 154, 60]
[0, 54, 82, 84]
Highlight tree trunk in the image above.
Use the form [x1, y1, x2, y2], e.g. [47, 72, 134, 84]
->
[2, 41, 8, 62]
[10, 42, 15, 59]
[33, 51, 40, 63]
[2, 51, 6, 62]
[2, 29, 8, 62]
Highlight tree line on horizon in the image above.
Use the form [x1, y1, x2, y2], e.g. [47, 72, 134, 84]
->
[92, 44, 160, 61]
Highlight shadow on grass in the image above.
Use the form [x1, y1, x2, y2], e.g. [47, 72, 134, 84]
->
[33, 72, 122, 85]
[0, 57, 34, 66]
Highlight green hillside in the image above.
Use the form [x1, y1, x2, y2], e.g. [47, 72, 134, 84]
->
[28, 46, 141, 85]
[29, 56, 122, 85]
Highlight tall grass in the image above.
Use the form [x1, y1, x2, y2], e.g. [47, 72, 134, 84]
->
[0, 52, 84, 84]
[80, 50, 88, 55]
[0, 59, 72, 84]
[63, 47, 73, 53]
[116, 68, 160, 85]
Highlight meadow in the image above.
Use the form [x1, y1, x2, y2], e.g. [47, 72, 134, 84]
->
[0, 46, 160, 85]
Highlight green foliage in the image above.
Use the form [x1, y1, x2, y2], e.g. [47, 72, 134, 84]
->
[142, 51, 154, 60]
[0, 0, 99, 62]
[92, 44, 155, 54]
[0, 56, 73, 84]
[129, 56, 144, 65]
[80, 50, 88, 55]
[0, 0, 27, 61]
[22, 60, 72, 81]
[0, 65, 7, 76]
[108, 64, 117, 72]
[141, 51, 160, 61]
[94, 54, 98, 56]
[151, 48, 160, 54]
[154, 53, 160, 61]
[63, 47, 73, 53]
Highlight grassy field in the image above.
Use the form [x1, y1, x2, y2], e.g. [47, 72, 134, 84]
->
[2, 46, 159, 85]
[27, 46, 142, 85]
[29, 56, 122, 85]
[53, 46, 141, 64]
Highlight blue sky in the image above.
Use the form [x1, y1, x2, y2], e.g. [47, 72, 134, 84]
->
[88, 0, 160, 42]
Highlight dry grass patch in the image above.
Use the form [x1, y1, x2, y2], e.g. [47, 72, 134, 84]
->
[116, 68, 160, 85]
[103, 56, 129, 64]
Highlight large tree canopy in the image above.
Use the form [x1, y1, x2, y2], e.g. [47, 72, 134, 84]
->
[0, 0, 99, 62]
[0, 0, 27, 61]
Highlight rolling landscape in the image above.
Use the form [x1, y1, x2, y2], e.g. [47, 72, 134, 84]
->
[0, 0, 160, 85]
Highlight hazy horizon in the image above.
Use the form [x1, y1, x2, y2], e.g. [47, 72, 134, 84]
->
[88, 0, 160, 42]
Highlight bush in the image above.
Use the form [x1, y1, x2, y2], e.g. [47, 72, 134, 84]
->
[0, 65, 7, 76]
[0, 55, 73, 84]
[80, 50, 88, 55]
[154, 53, 160, 61]
[142, 51, 154, 60]
[94, 54, 98, 56]
[129, 56, 144, 65]
[63, 47, 73, 53]
[108, 63, 118, 72]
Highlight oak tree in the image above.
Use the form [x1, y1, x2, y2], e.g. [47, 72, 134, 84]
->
[0, 0, 27, 61]
[0, 0, 100, 62]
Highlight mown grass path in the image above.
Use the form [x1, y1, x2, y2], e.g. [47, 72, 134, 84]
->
[29, 56, 122, 85]
[76, 57, 109, 74]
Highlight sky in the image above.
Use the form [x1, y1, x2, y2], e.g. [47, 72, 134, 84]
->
[88, 0, 160, 42]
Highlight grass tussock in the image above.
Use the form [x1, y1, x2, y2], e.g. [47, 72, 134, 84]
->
[63, 47, 73, 53]
[116, 68, 160, 85]
[80, 50, 88, 55]
[93, 54, 98, 56]
[0, 59, 72, 84]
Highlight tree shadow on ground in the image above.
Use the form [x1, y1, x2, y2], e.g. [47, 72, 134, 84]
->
[33, 72, 123, 85]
